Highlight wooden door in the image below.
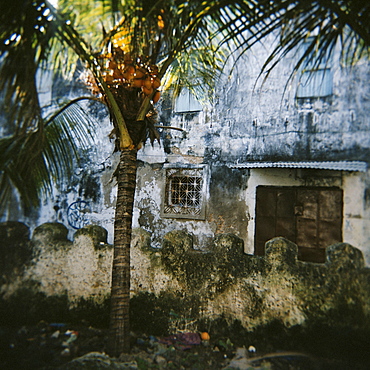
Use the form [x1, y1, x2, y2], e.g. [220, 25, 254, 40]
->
[255, 186, 343, 263]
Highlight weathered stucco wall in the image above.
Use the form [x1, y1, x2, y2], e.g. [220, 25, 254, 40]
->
[1, 221, 369, 334]
[0, 222, 112, 302]
[2, 40, 370, 265]
[133, 46, 370, 260]
[133, 159, 370, 264]
[207, 44, 370, 163]
[134, 161, 250, 249]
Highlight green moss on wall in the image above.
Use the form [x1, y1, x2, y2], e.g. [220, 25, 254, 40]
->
[0, 286, 110, 327]
[160, 231, 266, 295]
[130, 291, 202, 336]
[33, 223, 69, 242]
[31, 223, 72, 251]
[0, 222, 33, 285]
[74, 225, 110, 250]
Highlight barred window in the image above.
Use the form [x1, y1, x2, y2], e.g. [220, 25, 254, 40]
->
[162, 166, 208, 219]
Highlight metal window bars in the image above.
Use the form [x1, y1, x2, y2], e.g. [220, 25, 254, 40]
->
[163, 168, 204, 217]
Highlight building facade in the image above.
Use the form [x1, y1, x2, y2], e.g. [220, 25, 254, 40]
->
[2, 40, 370, 265]
[134, 41, 370, 265]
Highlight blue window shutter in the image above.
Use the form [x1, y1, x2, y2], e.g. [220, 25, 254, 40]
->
[297, 69, 333, 98]
[174, 88, 202, 112]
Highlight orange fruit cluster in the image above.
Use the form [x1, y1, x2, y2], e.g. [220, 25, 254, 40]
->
[98, 48, 161, 103]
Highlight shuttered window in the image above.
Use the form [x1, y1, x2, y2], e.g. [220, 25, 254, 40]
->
[174, 88, 202, 113]
[297, 68, 333, 98]
[296, 38, 333, 98]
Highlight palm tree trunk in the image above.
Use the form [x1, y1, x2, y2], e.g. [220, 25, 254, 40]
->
[109, 148, 138, 356]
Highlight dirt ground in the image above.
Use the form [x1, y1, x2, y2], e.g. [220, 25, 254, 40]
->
[0, 322, 368, 369]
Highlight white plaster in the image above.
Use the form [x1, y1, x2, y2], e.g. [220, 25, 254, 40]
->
[138, 141, 166, 163]
[342, 170, 370, 264]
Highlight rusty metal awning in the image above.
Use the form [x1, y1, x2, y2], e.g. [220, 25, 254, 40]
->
[230, 161, 367, 172]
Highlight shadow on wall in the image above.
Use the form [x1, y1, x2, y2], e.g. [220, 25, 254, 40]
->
[0, 221, 370, 337]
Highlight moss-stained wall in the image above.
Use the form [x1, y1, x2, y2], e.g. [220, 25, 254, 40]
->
[134, 162, 250, 249]
[1, 221, 369, 335]
[0, 222, 112, 302]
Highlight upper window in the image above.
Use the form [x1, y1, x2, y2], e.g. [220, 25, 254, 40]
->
[161, 165, 208, 220]
[296, 39, 333, 98]
[174, 88, 202, 113]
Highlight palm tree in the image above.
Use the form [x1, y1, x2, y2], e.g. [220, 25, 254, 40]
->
[1, 0, 369, 356]
[52, 0, 256, 355]
[0, 0, 255, 355]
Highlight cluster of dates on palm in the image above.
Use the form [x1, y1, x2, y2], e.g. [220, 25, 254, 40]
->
[89, 47, 161, 104]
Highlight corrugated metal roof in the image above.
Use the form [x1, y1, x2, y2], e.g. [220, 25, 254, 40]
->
[230, 161, 367, 172]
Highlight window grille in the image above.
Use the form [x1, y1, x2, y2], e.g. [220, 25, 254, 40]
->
[162, 166, 207, 219]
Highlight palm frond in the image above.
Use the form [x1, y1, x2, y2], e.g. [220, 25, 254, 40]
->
[222, 1, 370, 83]
[0, 131, 53, 209]
[0, 0, 57, 135]
[0, 98, 98, 210]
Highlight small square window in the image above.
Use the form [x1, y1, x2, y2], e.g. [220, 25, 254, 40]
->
[161, 165, 208, 219]
[169, 176, 202, 207]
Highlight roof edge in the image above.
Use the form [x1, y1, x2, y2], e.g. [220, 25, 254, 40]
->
[229, 161, 367, 172]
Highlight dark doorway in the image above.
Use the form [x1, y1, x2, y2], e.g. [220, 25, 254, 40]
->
[255, 186, 343, 263]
